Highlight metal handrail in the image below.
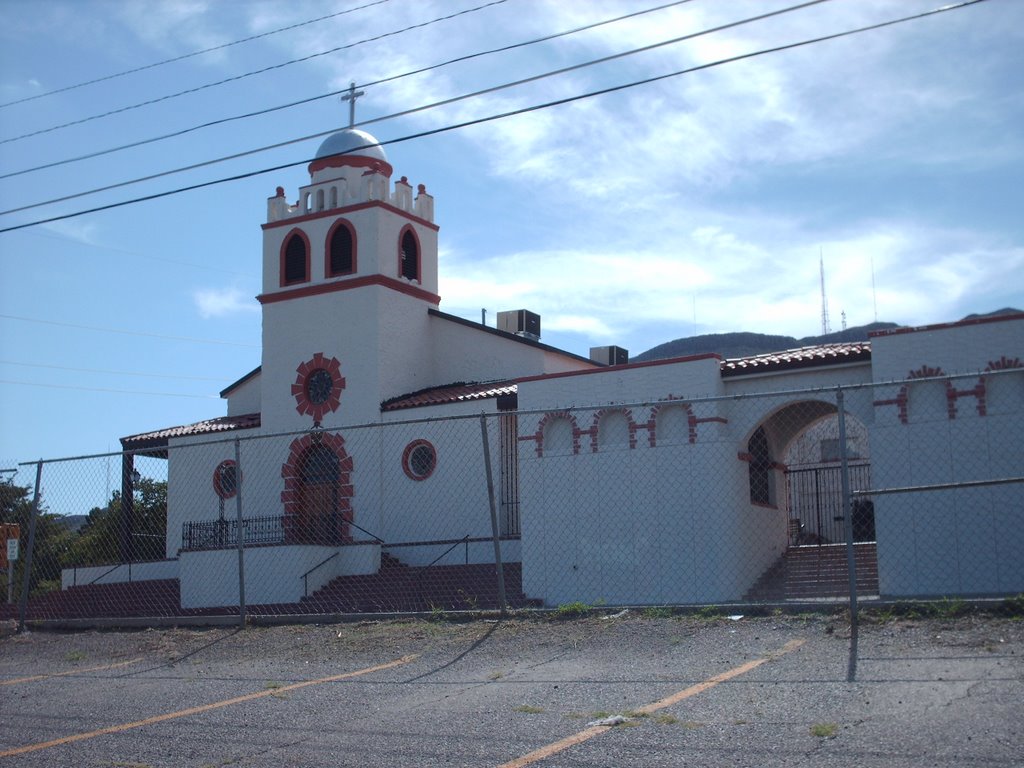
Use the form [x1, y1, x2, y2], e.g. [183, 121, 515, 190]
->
[423, 535, 470, 569]
[300, 551, 340, 598]
[347, 520, 385, 544]
[87, 561, 128, 586]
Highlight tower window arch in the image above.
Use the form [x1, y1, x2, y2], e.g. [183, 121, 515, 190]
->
[281, 230, 310, 286]
[327, 220, 356, 277]
[399, 227, 419, 281]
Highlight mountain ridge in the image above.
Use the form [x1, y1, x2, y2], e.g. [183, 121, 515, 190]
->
[632, 308, 1022, 363]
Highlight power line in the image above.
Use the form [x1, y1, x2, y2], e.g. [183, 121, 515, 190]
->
[0, 379, 219, 399]
[0, 0, 989, 235]
[0, 0, 833, 216]
[0, 0, 394, 109]
[0, 314, 259, 347]
[0, 0, 509, 145]
[1, 0, 696, 181]
[0, 360, 231, 382]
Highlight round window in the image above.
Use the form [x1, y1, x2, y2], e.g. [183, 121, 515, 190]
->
[402, 440, 436, 481]
[306, 368, 334, 404]
[213, 460, 238, 499]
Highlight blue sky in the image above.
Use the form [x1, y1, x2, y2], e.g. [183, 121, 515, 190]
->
[1, 0, 1022, 477]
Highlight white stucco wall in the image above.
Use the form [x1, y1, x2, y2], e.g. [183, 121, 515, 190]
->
[869, 315, 1024, 597]
[428, 314, 596, 382]
[62, 559, 179, 590]
[179, 543, 379, 609]
[514, 356, 792, 606]
[224, 372, 261, 417]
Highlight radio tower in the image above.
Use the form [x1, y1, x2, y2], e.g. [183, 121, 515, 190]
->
[819, 249, 831, 335]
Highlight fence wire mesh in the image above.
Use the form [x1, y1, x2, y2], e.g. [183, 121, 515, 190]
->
[2, 369, 1021, 627]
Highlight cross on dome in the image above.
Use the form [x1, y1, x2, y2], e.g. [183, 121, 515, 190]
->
[340, 82, 365, 128]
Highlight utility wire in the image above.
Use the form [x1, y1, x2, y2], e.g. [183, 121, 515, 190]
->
[0, 360, 231, 382]
[0, 0, 832, 216]
[0, 0, 988, 235]
[0, 379, 219, 399]
[0, 0, 395, 109]
[0, 0, 509, 145]
[0, 313, 259, 347]
[1, 0, 696, 181]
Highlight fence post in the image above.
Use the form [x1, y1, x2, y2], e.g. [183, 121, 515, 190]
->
[234, 438, 246, 627]
[836, 388, 858, 682]
[17, 461, 43, 633]
[480, 414, 507, 615]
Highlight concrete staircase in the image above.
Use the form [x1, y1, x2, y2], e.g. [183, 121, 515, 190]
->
[300, 556, 533, 613]
[745, 542, 878, 601]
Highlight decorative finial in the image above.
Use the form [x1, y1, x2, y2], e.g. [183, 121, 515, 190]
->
[340, 82, 365, 128]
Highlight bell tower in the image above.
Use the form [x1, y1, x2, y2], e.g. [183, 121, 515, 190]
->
[256, 122, 440, 431]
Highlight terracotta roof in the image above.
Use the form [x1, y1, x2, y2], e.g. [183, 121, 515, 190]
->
[382, 344, 872, 410]
[381, 381, 518, 411]
[121, 413, 261, 455]
[720, 342, 871, 376]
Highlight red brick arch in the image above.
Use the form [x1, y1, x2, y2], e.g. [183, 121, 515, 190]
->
[281, 431, 354, 544]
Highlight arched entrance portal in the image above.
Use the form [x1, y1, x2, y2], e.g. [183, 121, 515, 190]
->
[282, 432, 353, 545]
[745, 400, 875, 546]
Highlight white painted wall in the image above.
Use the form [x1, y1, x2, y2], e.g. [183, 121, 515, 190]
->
[179, 543, 379, 609]
[870, 315, 1024, 597]
[62, 559, 179, 590]
[225, 372, 261, 417]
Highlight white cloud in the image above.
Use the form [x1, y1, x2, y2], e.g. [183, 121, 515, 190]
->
[192, 287, 258, 319]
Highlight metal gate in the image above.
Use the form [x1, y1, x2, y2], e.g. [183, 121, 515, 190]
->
[784, 463, 874, 544]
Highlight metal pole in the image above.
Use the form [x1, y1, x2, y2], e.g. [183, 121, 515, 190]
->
[234, 438, 246, 627]
[480, 414, 507, 615]
[836, 389, 858, 682]
[121, 453, 135, 563]
[17, 461, 43, 633]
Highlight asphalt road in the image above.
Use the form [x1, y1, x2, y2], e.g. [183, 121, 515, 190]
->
[0, 612, 1020, 767]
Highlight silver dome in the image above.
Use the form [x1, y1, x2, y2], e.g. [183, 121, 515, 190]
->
[314, 128, 387, 163]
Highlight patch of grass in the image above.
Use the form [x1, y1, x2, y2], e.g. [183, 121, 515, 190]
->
[810, 722, 838, 738]
[428, 604, 448, 622]
[694, 605, 723, 621]
[554, 601, 591, 619]
[931, 597, 968, 618]
[1002, 593, 1024, 617]
[514, 705, 545, 714]
[65, 650, 86, 662]
[655, 714, 680, 725]
[487, 671, 504, 681]
[642, 607, 674, 619]
[624, 710, 650, 719]
[681, 721, 705, 730]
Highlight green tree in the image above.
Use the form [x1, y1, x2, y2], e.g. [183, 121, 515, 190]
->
[1, 480, 73, 597]
[65, 478, 167, 566]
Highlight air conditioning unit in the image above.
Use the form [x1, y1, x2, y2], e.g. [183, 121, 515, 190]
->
[497, 309, 541, 339]
[589, 346, 629, 366]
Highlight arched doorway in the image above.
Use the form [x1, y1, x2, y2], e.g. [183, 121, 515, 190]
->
[282, 432, 353, 545]
[297, 445, 340, 544]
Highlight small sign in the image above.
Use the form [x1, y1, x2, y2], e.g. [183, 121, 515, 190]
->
[6, 538, 17, 563]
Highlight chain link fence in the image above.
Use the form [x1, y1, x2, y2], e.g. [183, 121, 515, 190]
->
[2, 371, 1021, 631]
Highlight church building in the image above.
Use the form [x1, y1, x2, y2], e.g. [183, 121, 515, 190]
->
[105, 122, 1022, 612]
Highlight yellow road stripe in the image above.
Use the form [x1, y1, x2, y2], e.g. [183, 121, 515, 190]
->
[497, 639, 805, 768]
[0, 657, 144, 686]
[0, 654, 417, 758]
